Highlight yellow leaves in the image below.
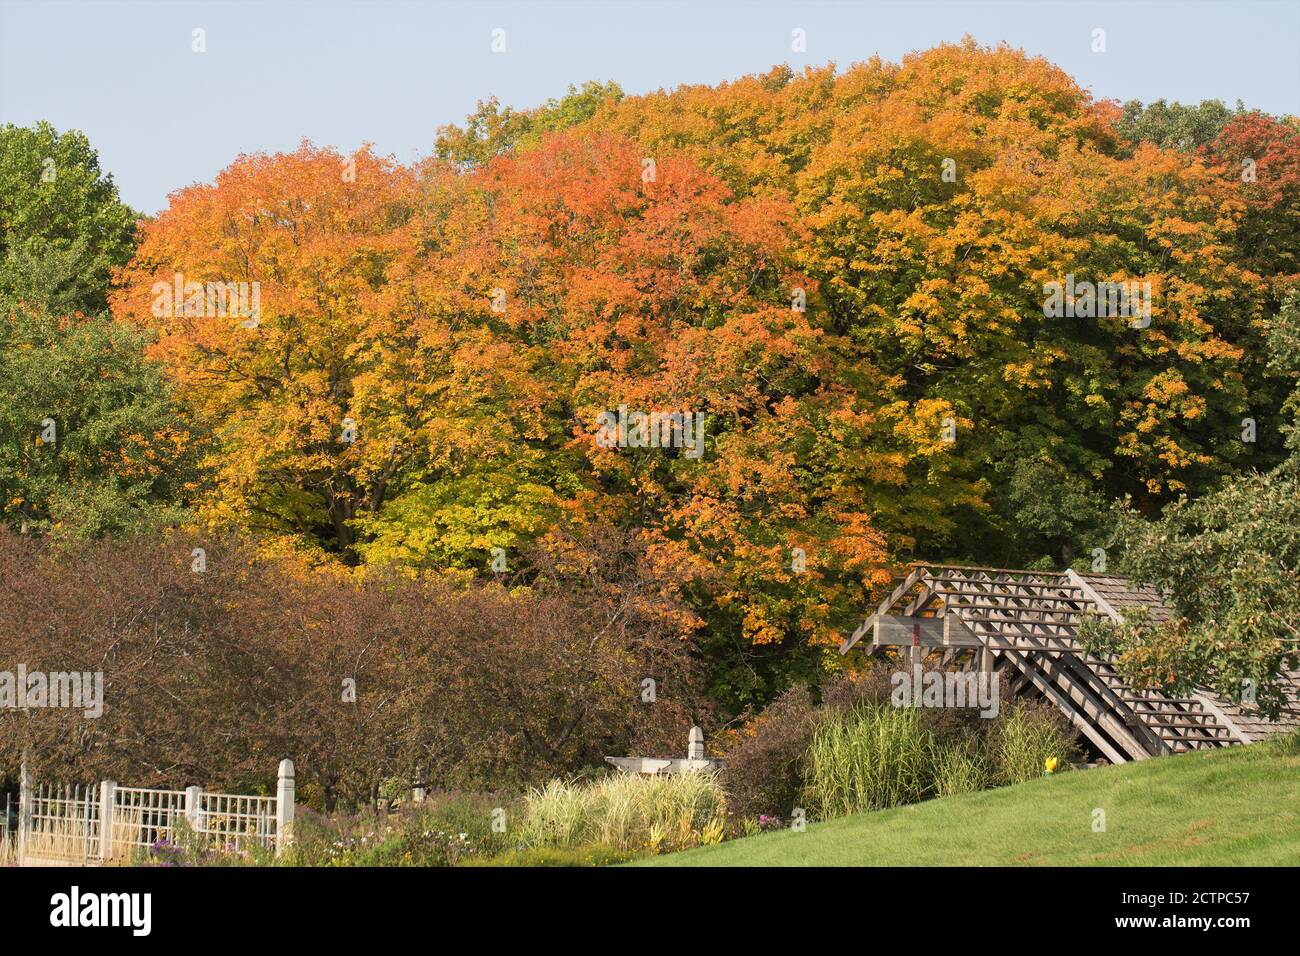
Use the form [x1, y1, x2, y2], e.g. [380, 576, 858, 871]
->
[86, 42, 1281, 666]
[742, 608, 785, 647]
[1142, 371, 1190, 403]
[901, 289, 943, 317]
[1002, 360, 1051, 391]
[890, 398, 967, 456]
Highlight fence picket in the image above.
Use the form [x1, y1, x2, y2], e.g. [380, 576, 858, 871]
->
[13, 761, 291, 865]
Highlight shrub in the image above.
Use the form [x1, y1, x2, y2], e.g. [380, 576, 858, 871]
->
[818, 669, 897, 711]
[463, 845, 637, 867]
[718, 686, 816, 821]
[277, 792, 516, 866]
[0, 527, 703, 807]
[719, 668, 904, 822]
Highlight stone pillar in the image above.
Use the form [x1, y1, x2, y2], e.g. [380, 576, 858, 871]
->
[412, 765, 426, 804]
[688, 726, 705, 760]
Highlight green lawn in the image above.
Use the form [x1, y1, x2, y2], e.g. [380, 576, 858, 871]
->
[633, 731, 1300, 866]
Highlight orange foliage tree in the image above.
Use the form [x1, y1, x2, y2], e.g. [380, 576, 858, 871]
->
[115, 40, 1293, 708]
[114, 145, 419, 554]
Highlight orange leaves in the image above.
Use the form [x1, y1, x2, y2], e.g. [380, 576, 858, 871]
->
[111, 143, 422, 553]
[105, 39, 1290, 665]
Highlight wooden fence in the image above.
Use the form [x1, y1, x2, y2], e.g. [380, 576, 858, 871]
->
[5, 759, 295, 866]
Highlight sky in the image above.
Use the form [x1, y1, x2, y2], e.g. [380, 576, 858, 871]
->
[2, 0, 1298, 214]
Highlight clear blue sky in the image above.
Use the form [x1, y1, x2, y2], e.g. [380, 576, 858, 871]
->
[2, 0, 1297, 214]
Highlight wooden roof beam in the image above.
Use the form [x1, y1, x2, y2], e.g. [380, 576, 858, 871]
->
[840, 566, 927, 655]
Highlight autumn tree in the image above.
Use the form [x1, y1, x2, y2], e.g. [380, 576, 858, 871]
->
[367, 131, 894, 707]
[113, 144, 420, 560]
[1207, 111, 1300, 287]
[111, 41, 1300, 712]
[568, 40, 1282, 565]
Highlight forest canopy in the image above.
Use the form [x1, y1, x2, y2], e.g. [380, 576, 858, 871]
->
[4, 39, 1298, 714]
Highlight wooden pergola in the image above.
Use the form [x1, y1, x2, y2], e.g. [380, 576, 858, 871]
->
[841, 565, 1300, 762]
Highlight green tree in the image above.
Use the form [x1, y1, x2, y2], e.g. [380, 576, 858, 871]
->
[0, 299, 193, 536]
[434, 81, 624, 167]
[1087, 292, 1300, 716]
[1114, 98, 1237, 152]
[0, 121, 139, 316]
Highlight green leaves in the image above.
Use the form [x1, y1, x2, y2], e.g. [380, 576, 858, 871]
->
[1097, 455, 1300, 718]
[0, 303, 192, 537]
[1115, 99, 1237, 153]
[354, 469, 561, 571]
[0, 121, 139, 317]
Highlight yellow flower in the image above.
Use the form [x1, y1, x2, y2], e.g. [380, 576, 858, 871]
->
[1045, 757, 1059, 774]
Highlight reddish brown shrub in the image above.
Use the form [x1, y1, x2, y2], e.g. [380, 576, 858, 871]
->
[0, 526, 705, 809]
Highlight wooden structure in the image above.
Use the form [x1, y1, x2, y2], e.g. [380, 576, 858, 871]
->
[841, 565, 1300, 762]
[606, 726, 724, 775]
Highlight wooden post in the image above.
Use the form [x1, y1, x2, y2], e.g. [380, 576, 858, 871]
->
[910, 625, 924, 675]
[98, 780, 116, 861]
[275, 759, 295, 857]
[185, 785, 203, 832]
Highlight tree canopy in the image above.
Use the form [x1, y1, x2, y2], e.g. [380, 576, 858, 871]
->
[6, 39, 1296, 713]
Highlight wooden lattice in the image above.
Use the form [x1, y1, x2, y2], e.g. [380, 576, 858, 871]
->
[841, 564, 1300, 762]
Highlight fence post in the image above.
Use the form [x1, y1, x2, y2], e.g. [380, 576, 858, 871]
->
[98, 780, 116, 861]
[16, 761, 30, 865]
[185, 785, 203, 834]
[275, 759, 294, 857]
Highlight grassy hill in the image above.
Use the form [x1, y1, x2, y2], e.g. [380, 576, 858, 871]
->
[633, 731, 1300, 866]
